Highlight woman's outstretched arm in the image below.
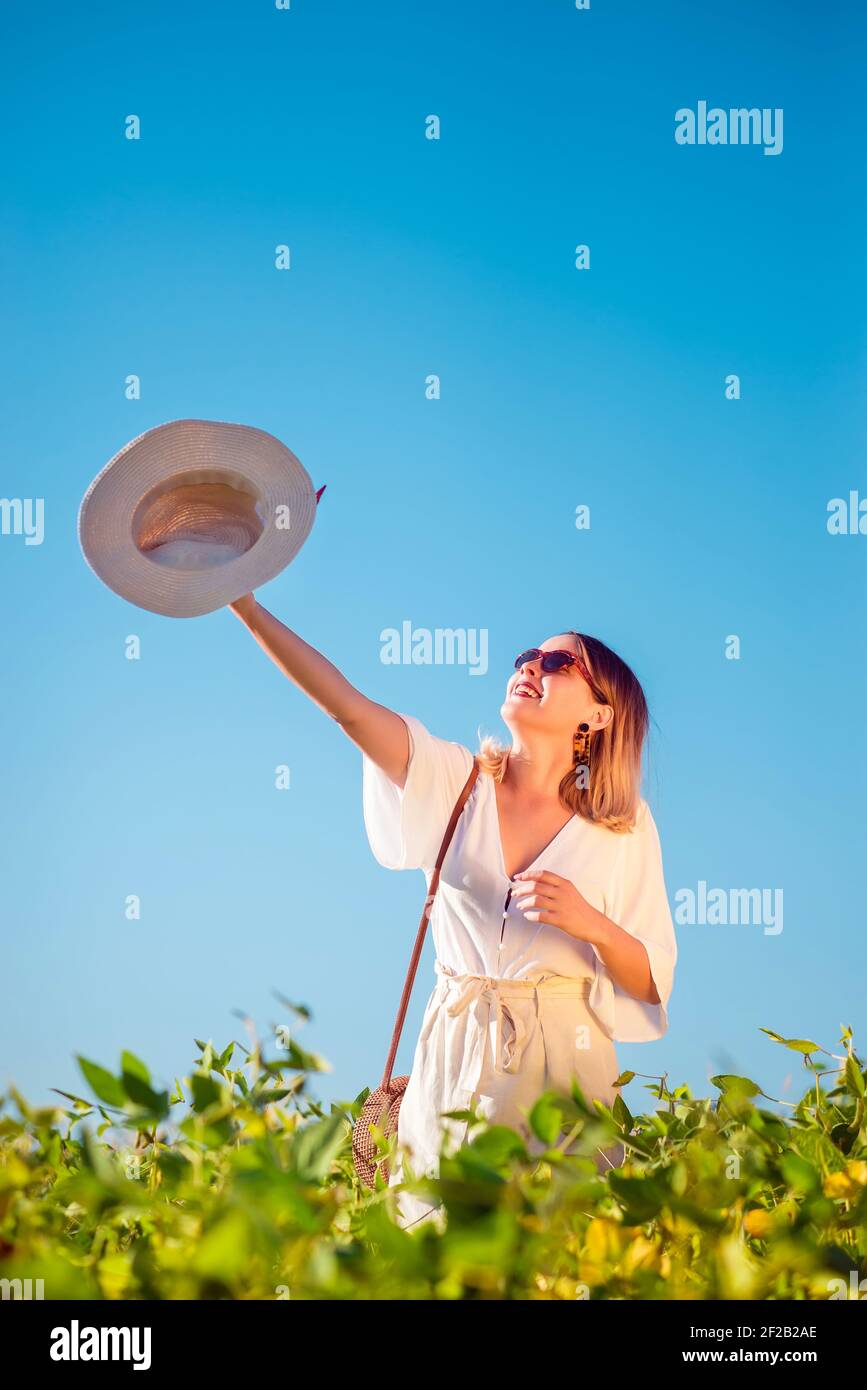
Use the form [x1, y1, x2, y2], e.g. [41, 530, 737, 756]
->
[228, 593, 410, 787]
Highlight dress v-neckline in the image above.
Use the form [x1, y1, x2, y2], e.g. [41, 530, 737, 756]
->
[491, 776, 577, 881]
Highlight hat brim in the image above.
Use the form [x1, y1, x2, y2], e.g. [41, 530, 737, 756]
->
[78, 419, 317, 618]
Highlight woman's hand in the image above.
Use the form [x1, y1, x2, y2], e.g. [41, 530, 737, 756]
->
[514, 870, 662, 1007]
[229, 592, 259, 623]
[511, 869, 605, 945]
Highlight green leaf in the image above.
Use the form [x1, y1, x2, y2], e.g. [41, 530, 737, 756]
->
[265, 1039, 331, 1074]
[193, 1210, 251, 1282]
[789, 1127, 847, 1174]
[120, 1050, 151, 1085]
[77, 1056, 126, 1108]
[256, 1087, 292, 1104]
[50, 1089, 94, 1113]
[528, 1093, 565, 1145]
[780, 1152, 821, 1195]
[710, 1074, 762, 1099]
[608, 1173, 668, 1222]
[759, 1029, 820, 1055]
[190, 1073, 223, 1113]
[118, 1052, 167, 1114]
[121, 1069, 169, 1118]
[612, 1094, 633, 1130]
[291, 1113, 347, 1182]
[462, 1125, 528, 1174]
[845, 1056, 865, 1097]
[273, 989, 312, 1023]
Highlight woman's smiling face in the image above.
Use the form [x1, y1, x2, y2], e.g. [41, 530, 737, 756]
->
[501, 633, 611, 738]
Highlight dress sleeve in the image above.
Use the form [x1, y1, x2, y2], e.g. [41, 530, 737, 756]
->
[361, 711, 475, 873]
[588, 800, 677, 1043]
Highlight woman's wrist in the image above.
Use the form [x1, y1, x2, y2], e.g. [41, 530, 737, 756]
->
[229, 593, 260, 626]
[578, 899, 615, 949]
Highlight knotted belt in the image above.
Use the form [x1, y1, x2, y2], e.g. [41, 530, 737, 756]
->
[432, 958, 594, 1103]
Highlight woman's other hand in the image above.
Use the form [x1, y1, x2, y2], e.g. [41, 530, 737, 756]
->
[513, 869, 661, 1005]
[512, 870, 600, 943]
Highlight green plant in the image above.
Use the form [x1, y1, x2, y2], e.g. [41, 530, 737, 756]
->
[1, 1015, 865, 1300]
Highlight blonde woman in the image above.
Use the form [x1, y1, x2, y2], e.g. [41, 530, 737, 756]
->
[229, 597, 677, 1230]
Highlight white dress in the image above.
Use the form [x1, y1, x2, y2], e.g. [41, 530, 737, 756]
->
[361, 712, 678, 1229]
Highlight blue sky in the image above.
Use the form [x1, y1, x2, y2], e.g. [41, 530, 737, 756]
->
[2, 0, 865, 1124]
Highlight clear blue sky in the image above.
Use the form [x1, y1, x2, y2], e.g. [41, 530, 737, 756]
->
[2, 0, 865, 1121]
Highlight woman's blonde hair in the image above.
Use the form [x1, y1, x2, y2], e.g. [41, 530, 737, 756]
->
[475, 631, 649, 833]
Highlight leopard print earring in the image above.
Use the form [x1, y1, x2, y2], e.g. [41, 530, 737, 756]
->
[572, 722, 591, 776]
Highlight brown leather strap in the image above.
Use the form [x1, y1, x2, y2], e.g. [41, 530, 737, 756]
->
[380, 755, 480, 1090]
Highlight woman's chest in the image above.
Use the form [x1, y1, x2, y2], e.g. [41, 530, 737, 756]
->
[437, 774, 620, 917]
[493, 781, 576, 880]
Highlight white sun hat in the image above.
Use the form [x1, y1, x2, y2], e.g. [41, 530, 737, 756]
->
[78, 419, 325, 617]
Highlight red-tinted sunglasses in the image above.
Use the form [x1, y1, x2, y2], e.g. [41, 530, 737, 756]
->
[514, 646, 596, 687]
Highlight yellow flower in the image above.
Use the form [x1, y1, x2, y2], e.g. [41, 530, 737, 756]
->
[823, 1170, 861, 1199]
[743, 1208, 773, 1238]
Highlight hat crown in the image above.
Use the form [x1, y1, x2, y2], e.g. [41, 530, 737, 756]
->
[133, 472, 266, 571]
[78, 419, 317, 617]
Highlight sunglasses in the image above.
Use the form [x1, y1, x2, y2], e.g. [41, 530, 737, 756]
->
[514, 646, 597, 689]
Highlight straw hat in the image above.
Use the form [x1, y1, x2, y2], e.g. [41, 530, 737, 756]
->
[78, 419, 324, 618]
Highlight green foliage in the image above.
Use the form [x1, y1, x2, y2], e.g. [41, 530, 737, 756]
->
[1, 1019, 865, 1300]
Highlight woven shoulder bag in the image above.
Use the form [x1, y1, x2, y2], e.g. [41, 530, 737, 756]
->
[352, 754, 480, 1188]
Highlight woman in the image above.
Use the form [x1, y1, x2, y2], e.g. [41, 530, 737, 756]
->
[229, 596, 677, 1230]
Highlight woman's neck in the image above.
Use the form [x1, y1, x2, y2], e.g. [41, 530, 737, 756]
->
[502, 742, 571, 800]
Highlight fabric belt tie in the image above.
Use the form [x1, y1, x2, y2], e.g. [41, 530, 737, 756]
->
[433, 958, 593, 1102]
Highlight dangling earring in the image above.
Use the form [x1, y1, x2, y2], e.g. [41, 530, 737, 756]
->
[573, 722, 591, 779]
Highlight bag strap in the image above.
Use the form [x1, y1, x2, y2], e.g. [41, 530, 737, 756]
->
[380, 754, 480, 1091]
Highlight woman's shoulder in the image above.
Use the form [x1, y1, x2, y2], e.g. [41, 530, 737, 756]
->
[582, 799, 660, 878]
[361, 711, 476, 872]
[398, 711, 475, 763]
[399, 709, 471, 746]
[614, 799, 666, 877]
[625, 797, 662, 843]
[392, 711, 477, 791]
